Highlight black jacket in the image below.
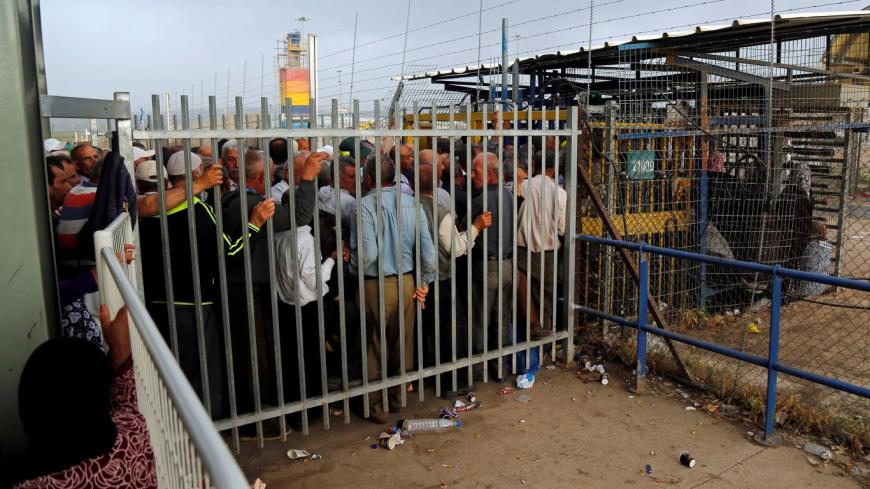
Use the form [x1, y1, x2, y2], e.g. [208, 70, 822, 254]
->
[140, 197, 247, 304]
[221, 180, 317, 285]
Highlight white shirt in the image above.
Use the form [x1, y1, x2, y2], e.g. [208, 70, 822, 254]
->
[516, 174, 567, 253]
[271, 180, 290, 203]
[318, 186, 357, 219]
[399, 174, 414, 195]
[275, 225, 336, 306]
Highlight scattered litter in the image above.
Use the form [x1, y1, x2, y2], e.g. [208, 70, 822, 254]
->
[545, 365, 556, 370]
[402, 418, 461, 433]
[705, 404, 719, 414]
[578, 355, 593, 371]
[310, 454, 322, 460]
[407, 384, 415, 393]
[455, 401, 482, 413]
[370, 444, 378, 449]
[454, 399, 467, 409]
[521, 479, 526, 485]
[516, 373, 535, 389]
[378, 432, 404, 450]
[747, 320, 761, 334]
[352, 450, 359, 457]
[331, 407, 344, 417]
[440, 407, 457, 419]
[519, 419, 527, 423]
[645, 464, 653, 475]
[364, 436, 371, 441]
[805, 455, 821, 467]
[628, 395, 636, 399]
[593, 364, 606, 375]
[746, 431, 754, 437]
[498, 386, 514, 396]
[685, 406, 697, 411]
[427, 448, 436, 453]
[467, 392, 477, 403]
[600, 373, 609, 385]
[680, 451, 696, 468]
[252, 478, 266, 489]
[515, 394, 531, 403]
[440, 483, 447, 489]
[572, 397, 576, 402]
[650, 451, 655, 456]
[287, 449, 312, 461]
[802, 443, 832, 462]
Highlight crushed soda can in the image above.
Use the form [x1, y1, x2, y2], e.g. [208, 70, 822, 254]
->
[467, 392, 477, 403]
[679, 451, 696, 468]
[497, 386, 513, 396]
[378, 432, 404, 450]
[440, 408, 458, 419]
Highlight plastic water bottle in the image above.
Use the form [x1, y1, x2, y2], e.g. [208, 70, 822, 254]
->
[401, 418, 461, 433]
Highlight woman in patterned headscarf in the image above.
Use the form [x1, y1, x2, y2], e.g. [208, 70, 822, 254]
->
[14, 306, 156, 489]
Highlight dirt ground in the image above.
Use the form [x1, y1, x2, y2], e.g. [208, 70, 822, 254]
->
[235, 367, 862, 488]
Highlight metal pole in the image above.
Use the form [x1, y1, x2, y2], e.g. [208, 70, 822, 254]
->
[349, 12, 358, 110]
[399, 0, 412, 79]
[763, 270, 782, 442]
[475, 0, 483, 105]
[501, 18, 508, 111]
[636, 249, 649, 394]
[308, 33, 319, 127]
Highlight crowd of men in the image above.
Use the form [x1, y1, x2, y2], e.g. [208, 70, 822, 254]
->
[45, 130, 570, 432]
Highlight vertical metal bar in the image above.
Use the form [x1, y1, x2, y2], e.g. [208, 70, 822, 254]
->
[496, 108, 505, 380]
[551, 106, 560, 361]
[429, 105, 440, 398]
[151, 94, 179, 358]
[332, 100, 351, 424]
[395, 105, 410, 407]
[260, 97, 287, 440]
[603, 102, 616, 320]
[538, 126, 546, 360]
[525, 104, 533, 369]
[353, 99, 370, 418]
[234, 96, 264, 446]
[511, 103, 519, 374]
[564, 106, 579, 367]
[374, 100, 388, 413]
[764, 270, 782, 440]
[412, 103, 426, 399]
[208, 96, 239, 451]
[286, 98, 310, 435]
[465, 104, 473, 386]
[448, 104, 458, 391]
[481, 103, 489, 383]
[180, 95, 211, 416]
[636, 249, 649, 392]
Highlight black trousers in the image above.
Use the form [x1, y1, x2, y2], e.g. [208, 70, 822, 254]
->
[148, 303, 226, 419]
[227, 285, 277, 415]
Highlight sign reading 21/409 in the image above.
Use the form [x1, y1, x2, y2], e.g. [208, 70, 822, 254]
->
[626, 150, 655, 180]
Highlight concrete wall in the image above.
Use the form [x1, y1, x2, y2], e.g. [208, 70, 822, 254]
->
[0, 0, 57, 474]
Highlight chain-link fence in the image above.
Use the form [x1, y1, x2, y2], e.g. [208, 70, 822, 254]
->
[557, 7, 870, 451]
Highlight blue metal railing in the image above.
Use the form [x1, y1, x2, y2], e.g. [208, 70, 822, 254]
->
[574, 235, 870, 441]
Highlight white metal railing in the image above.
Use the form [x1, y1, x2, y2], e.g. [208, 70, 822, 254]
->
[94, 213, 249, 488]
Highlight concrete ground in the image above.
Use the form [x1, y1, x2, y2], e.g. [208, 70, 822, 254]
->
[236, 366, 863, 488]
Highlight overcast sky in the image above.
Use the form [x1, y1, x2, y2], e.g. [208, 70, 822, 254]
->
[41, 0, 868, 118]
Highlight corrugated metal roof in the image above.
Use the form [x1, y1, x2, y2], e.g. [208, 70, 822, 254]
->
[394, 10, 870, 81]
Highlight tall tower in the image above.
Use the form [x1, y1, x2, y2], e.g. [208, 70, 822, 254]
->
[278, 28, 310, 117]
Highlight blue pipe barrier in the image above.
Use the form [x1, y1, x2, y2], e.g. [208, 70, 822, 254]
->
[574, 236, 870, 441]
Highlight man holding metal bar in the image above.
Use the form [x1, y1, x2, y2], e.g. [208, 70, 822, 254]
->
[222, 148, 326, 429]
[350, 153, 437, 423]
[416, 157, 492, 395]
[140, 152, 273, 418]
[517, 150, 567, 331]
[469, 152, 517, 381]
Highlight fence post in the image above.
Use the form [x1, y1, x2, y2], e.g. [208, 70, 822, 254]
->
[762, 267, 783, 444]
[635, 246, 649, 394]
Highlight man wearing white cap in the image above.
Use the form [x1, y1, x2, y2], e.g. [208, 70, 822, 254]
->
[132, 146, 156, 169]
[43, 138, 65, 155]
[134, 160, 166, 195]
[166, 151, 203, 188]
